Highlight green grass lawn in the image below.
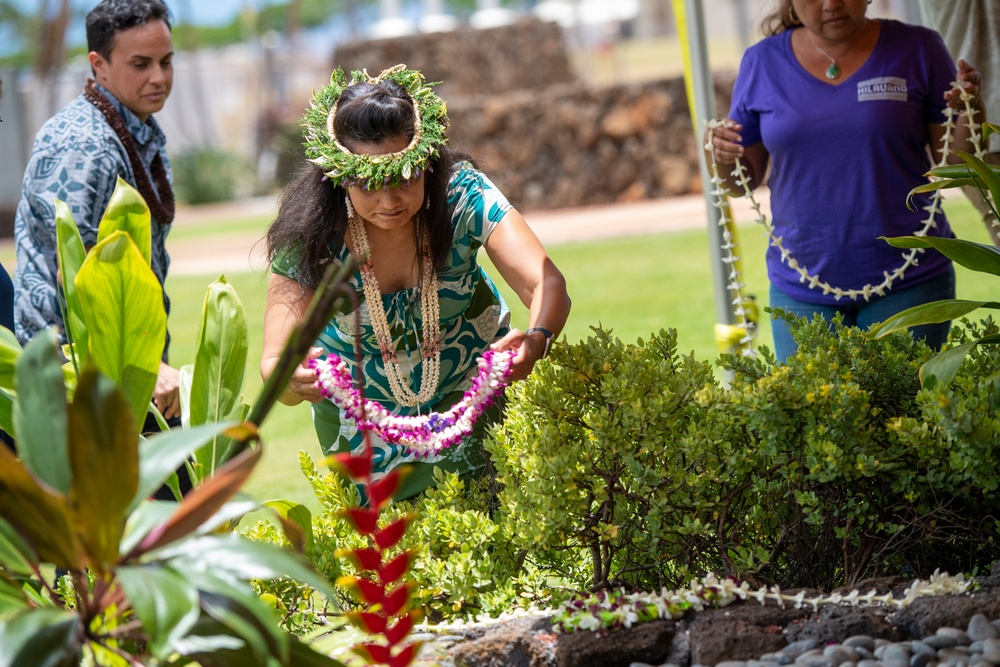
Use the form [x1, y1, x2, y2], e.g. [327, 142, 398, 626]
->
[163, 195, 996, 512]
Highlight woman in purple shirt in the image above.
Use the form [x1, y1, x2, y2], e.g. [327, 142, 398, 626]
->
[708, 0, 986, 361]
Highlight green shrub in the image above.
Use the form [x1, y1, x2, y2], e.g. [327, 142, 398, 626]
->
[247, 320, 1000, 634]
[171, 147, 252, 205]
[487, 327, 729, 592]
[244, 452, 558, 631]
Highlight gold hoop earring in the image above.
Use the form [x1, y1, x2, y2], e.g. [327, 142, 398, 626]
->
[787, 5, 802, 26]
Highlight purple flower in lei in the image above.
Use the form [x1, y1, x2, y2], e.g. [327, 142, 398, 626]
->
[311, 348, 515, 458]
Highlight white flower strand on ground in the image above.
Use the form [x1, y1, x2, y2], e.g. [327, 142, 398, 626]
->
[548, 570, 976, 634]
[411, 571, 977, 636]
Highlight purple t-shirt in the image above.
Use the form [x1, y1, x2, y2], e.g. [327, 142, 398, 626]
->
[730, 19, 956, 305]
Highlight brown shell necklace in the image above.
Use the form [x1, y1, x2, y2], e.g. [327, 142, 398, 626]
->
[83, 79, 175, 224]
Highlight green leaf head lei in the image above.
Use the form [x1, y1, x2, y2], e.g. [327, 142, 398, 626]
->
[302, 64, 449, 189]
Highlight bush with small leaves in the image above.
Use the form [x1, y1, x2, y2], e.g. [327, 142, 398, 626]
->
[487, 327, 730, 592]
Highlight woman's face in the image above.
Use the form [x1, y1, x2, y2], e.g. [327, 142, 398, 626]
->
[344, 136, 426, 233]
[792, 0, 869, 42]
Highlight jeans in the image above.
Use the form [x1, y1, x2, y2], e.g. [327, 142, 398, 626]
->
[769, 267, 956, 362]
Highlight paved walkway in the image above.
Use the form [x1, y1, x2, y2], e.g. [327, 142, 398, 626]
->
[166, 190, 772, 276]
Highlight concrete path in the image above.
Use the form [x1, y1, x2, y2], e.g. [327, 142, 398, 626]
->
[167, 190, 772, 276]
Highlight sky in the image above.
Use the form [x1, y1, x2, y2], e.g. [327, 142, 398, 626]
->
[8, 0, 247, 28]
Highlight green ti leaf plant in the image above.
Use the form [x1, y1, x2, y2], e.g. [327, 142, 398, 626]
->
[0, 329, 348, 666]
[869, 123, 1000, 388]
[0, 178, 361, 665]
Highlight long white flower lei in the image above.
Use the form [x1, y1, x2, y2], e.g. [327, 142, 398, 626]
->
[705, 83, 984, 303]
[311, 348, 515, 457]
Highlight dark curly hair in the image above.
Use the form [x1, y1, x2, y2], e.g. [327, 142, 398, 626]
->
[86, 0, 172, 61]
[266, 77, 474, 290]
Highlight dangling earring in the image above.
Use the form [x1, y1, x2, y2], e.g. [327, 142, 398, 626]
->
[425, 196, 431, 211]
[345, 192, 357, 221]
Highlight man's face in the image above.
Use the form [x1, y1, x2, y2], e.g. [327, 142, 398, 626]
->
[89, 19, 173, 122]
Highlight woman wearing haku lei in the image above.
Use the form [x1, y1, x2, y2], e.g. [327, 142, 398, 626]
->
[261, 65, 571, 500]
[706, 0, 986, 362]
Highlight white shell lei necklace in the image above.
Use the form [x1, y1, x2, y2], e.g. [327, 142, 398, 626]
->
[347, 196, 442, 407]
[705, 85, 985, 308]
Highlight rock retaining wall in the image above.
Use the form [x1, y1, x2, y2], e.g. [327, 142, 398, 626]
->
[445, 75, 733, 211]
[329, 20, 734, 211]
[419, 570, 1000, 667]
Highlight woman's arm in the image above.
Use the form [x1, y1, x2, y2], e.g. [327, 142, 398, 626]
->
[484, 210, 571, 381]
[260, 273, 324, 405]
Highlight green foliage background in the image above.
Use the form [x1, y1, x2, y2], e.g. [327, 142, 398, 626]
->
[146, 196, 995, 512]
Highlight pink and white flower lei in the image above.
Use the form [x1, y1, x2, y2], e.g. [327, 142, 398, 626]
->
[310, 348, 516, 458]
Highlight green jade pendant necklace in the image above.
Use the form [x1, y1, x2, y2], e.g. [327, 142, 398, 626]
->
[815, 44, 841, 80]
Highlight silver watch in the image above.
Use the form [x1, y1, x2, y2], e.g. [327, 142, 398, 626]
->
[525, 327, 554, 358]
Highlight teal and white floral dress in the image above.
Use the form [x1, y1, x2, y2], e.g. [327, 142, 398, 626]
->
[273, 164, 513, 499]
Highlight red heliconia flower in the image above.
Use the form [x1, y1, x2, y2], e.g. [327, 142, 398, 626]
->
[343, 506, 380, 535]
[368, 469, 403, 508]
[379, 551, 411, 586]
[374, 516, 412, 550]
[384, 614, 415, 645]
[342, 576, 384, 605]
[388, 643, 419, 667]
[341, 547, 382, 572]
[328, 451, 372, 481]
[355, 643, 392, 664]
[381, 583, 412, 618]
[348, 611, 388, 634]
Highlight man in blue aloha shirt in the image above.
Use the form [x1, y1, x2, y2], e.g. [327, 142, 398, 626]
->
[13, 0, 181, 423]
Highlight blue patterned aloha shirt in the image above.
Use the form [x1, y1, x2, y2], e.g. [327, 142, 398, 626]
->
[13, 84, 172, 356]
[274, 164, 513, 499]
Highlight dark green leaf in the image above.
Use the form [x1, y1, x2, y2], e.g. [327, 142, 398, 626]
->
[55, 198, 90, 369]
[286, 636, 350, 667]
[117, 564, 201, 659]
[881, 235, 1000, 276]
[76, 231, 165, 426]
[925, 161, 1000, 181]
[0, 577, 30, 616]
[0, 516, 36, 575]
[136, 443, 261, 555]
[132, 422, 243, 513]
[68, 368, 138, 573]
[0, 607, 83, 667]
[920, 340, 976, 388]
[121, 500, 177, 557]
[0, 445, 81, 571]
[867, 300, 994, 337]
[154, 534, 340, 603]
[954, 151, 1000, 209]
[13, 330, 70, 494]
[182, 570, 287, 663]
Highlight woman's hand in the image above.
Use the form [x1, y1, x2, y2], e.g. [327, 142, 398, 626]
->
[286, 347, 326, 404]
[153, 362, 181, 421]
[491, 329, 546, 382]
[706, 118, 745, 165]
[945, 59, 983, 109]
